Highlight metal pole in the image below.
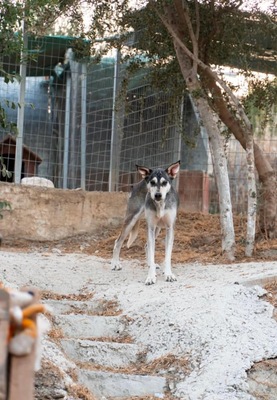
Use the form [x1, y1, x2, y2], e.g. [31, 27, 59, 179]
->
[14, 19, 28, 184]
[108, 49, 121, 192]
[175, 95, 184, 193]
[63, 71, 71, 189]
[80, 63, 87, 190]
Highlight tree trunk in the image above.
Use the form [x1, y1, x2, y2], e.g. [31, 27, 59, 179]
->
[200, 68, 277, 238]
[174, 41, 236, 260]
[245, 129, 257, 256]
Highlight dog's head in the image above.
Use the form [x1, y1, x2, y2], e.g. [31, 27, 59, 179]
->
[136, 161, 180, 202]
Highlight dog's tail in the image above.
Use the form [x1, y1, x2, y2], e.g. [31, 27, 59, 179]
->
[127, 220, 140, 248]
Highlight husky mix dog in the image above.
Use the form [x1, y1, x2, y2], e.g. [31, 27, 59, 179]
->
[111, 161, 180, 285]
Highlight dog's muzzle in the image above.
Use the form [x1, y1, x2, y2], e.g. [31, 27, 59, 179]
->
[155, 192, 162, 201]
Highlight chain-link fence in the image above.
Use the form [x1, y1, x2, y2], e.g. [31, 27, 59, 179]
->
[0, 35, 276, 214]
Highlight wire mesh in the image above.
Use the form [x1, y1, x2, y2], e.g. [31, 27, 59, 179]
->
[0, 35, 276, 214]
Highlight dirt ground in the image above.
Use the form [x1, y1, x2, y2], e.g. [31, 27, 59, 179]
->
[2, 212, 277, 266]
[2, 212, 277, 399]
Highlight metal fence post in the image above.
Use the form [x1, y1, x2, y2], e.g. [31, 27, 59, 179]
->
[14, 21, 27, 184]
[63, 69, 71, 189]
[109, 49, 121, 192]
[80, 62, 87, 190]
[175, 96, 183, 193]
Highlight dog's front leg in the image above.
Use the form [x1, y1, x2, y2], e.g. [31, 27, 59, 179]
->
[145, 226, 156, 285]
[164, 226, 177, 282]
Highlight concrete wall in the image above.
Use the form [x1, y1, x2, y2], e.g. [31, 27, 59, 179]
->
[0, 183, 128, 241]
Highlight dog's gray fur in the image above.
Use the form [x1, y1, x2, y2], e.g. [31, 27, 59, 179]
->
[112, 161, 180, 285]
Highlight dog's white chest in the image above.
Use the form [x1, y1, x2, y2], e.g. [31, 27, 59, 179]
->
[156, 202, 165, 219]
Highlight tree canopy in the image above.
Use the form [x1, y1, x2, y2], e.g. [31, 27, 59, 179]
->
[82, 0, 276, 135]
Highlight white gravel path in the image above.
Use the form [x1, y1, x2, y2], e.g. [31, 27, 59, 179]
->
[1, 249, 277, 400]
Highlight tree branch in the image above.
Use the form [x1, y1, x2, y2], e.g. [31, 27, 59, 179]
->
[175, 0, 198, 74]
[154, 2, 252, 130]
[200, 67, 273, 178]
[194, 0, 200, 42]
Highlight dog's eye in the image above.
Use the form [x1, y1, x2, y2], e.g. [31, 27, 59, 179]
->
[150, 180, 156, 187]
[161, 181, 167, 187]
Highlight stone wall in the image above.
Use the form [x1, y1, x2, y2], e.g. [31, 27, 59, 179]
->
[0, 183, 128, 241]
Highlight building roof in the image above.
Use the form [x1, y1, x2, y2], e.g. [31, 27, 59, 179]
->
[0, 134, 42, 164]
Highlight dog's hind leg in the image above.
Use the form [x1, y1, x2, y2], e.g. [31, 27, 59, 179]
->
[155, 225, 162, 239]
[111, 208, 144, 270]
[164, 226, 177, 282]
[127, 220, 140, 248]
[144, 225, 162, 271]
[145, 225, 157, 285]
[111, 179, 147, 271]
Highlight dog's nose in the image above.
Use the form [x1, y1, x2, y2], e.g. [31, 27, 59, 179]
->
[155, 192, 162, 201]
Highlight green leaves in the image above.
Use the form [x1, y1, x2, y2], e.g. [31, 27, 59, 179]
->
[0, 156, 12, 219]
[0, 200, 12, 220]
[244, 77, 277, 133]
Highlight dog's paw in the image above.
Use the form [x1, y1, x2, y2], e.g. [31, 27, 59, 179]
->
[165, 273, 177, 282]
[111, 262, 122, 271]
[145, 275, 156, 285]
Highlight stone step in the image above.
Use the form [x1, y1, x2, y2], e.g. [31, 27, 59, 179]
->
[53, 314, 127, 339]
[44, 299, 98, 315]
[77, 369, 167, 398]
[60, 339, 140, 368]
[47, 300, 164, 399]
[44, 299, 118, 316]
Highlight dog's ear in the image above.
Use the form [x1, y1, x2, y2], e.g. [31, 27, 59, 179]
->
[136, 165, 152, 179]
[166, 161, 180, 179]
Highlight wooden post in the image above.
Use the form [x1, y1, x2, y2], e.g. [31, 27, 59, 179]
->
[0, 289, 9, 400]
[8, 289, 39, 400]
